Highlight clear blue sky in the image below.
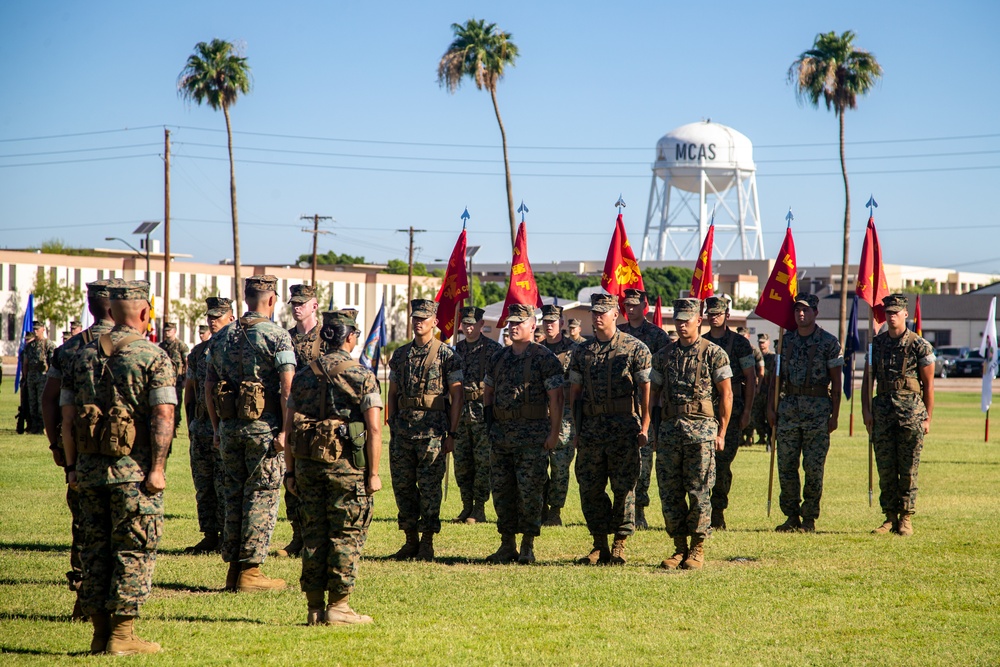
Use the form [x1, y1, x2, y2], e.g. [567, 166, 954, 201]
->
[1, 1, 997, 275]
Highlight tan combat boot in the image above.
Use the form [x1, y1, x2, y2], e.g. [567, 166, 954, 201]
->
[325, 593, 373, 625]
[542, 506, 563, 527]
[306, 590, 326, 626]
[105, 615, 161, 656]
[872, 513, 898, 535]
[610, 536, 628, 565]
[277, 522, 303, 557]
[237, 565, 287, 592]
[453, 502, 473, 523]
[416, 532, 435, 562]
[486, 533, 519, 564]
[518, 535, 536, 565]
[90, 612, 111, 654]
[224, 561, 240, 592]
[681, 536, 705, 570]
[897, 514, 914, 536]
[577, 535, 611, 565]
[711, 508, 727, 530]
[466, 501, 487, 524]
[392, 530, 420, 560]
[659, 536, 689, 570]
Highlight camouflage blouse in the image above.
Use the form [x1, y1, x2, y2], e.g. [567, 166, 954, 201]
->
[388, 339, 464, 439]
[456, 334, 503, 422]
[650, 338, 732, 445]
[65, 325, 177, 487]
[568, 330, 652, 439]
[289, 323, 330, 371]
[871, 329, 934, 426]
[618, 319, 670, 356]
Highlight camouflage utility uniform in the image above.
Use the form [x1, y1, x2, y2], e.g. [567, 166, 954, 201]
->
[208, 310, 295, 566]
[49, 313, 114, 597]
[288, 348, 381, 597]
[540, 334, 577, 518]
[871, 328, 934, 521]
[703, 327, 755, 522]
[651, 336, 731, 542]
[485, 343, 564, 539]
[569, 330, 651, 541]
[752, 345, 776, 443]
[63, 325, 176, 618]
[454, 333, 503, 517]
[388, 338, 463, 535]
[775, 326, 842, 525]
[25, 332, 56, 432]
[187, 333, 225, 540]
[159, 332, 189, 430]
[744, 344, 764, 443]
[618, 318, 669, 526]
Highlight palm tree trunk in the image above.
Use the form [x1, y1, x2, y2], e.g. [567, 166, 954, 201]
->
[837, 111, 850, 352]
[223, 105, 243, 315]
[489, 87, 517, 250]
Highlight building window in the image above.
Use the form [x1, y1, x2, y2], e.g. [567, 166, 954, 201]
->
[7, 313, 15, 340]
[156, 272, 162, 297]
[354, 284, 359, 305]
[97, 269, 104, 281]
[179, 273, 186, 298]
[74, 269, 82, 289]
[211, 276, 218, 292]
[189, 274, 197, 297]
[345, 283, 350, 305]
[924, 330, 951, 347]
[0, 264, 4, 291]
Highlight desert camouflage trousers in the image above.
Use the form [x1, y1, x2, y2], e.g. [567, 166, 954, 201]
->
[219, 420, 284, 564]
[389, 435, 445, 534]
[454, 419, 491, 506]
[656, 438, 716, 540]
[78, 481, 162, 616]
[296, 459, 372, 595]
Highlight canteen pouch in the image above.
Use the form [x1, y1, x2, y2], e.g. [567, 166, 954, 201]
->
[291, 412, 344, 463]
[214, 380, 238, 420]
[237, 380, 266, 421]
[347, 421, 367, 470]
[74, 404, 104, 455]
[102, 405, 137, 457]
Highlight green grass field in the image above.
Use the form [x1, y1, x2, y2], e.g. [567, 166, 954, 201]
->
[1, 389, 998, 665]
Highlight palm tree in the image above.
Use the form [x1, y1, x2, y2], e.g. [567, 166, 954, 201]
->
[178, 39, 253, 314]
[438, 19, 520, 250]
[789, 30, 882, 349]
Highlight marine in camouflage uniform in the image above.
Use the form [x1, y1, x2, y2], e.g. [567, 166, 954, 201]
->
[771, 294, 843, 533]
[283, 310, 382, 625]
[863, 294, 935, 537]
[567, 318, 586, 344]
[182, 297, 234, 554]
[739, 327, 765, 445]
[159, 322, 189, 431]
[386, 299, 464, 561]
[25, 321, 56, 433]
[569, 293, 651, 566]
[206, 275, 295, 592]
[483, 303, 565, 564]
[61, 280, 175, 655]
[43, 280, 116, 618]
[539, 303, 577, 527]
[650, 298, 733, 570]
[703, 295, 756, 530]
[280, 283, 329, 558]
[453, 306, 503, 524]
[617, 288, 670, 530]
[752, 334, 776, 444]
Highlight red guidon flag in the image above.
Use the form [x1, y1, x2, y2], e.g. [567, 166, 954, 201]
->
[434, 228, 469, 341]
[601, 213, 645, 313]
[856, 216, 890, 325]
[653, 295, 663, 328]
[754, 226, 798, 331]
[690, 224, 715, 299]
[914, 295, 923, 336]
[497, 221, 542, 328]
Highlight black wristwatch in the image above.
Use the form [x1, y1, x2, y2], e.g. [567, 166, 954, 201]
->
[283, 471, 295, 480]
[446, 431, 458, 440]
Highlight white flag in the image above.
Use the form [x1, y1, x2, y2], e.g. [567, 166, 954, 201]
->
[978, 296, 998, 413]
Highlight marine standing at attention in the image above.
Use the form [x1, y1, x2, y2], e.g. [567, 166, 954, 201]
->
[539, 303, 578, 527]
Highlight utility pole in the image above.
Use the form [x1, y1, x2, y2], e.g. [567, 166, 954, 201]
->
[396, 226, 426, 338]
[300, 214, 332, 286]
[163, 128, 171, 329]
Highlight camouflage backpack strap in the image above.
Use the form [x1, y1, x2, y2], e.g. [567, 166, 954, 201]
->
[81, 329, 94, 345]
[417, 337, 444, 393]
[98, 333, 144, 358]
[309, 360, 329, 420]
[311, 327, 323, 361]
[695, 337, 711, 391]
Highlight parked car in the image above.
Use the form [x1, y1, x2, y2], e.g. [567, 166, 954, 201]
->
[934, 346, 970, 378]
[952, 350, 1000, 378]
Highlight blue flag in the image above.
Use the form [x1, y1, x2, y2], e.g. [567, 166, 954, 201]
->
[843, 293, 861, 399]
[360, 297, 388, 375]
[14, 293, 34, 393]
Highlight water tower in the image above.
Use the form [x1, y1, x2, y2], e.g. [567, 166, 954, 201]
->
[640, 120, 765, 261]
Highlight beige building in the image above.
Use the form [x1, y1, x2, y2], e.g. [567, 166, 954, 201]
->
[0, 249, 439, 357]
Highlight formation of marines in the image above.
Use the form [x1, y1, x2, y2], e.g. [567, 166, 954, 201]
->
[37, 274, 934, 654]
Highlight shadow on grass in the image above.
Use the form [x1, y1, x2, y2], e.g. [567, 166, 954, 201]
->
[160, 614, 269, 624]
[0, 542, 68, 553]
[0, 645, 89, 657]
[155, 582, 222, 593]
[925, 460, 999, 466]
[0, 578, 64, 587]
[0, 612, 76, 623]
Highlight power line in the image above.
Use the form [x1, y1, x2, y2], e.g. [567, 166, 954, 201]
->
[0, 125, 163, 143]
[0, 154, 159, 168]
[0, 143, 163, 159]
